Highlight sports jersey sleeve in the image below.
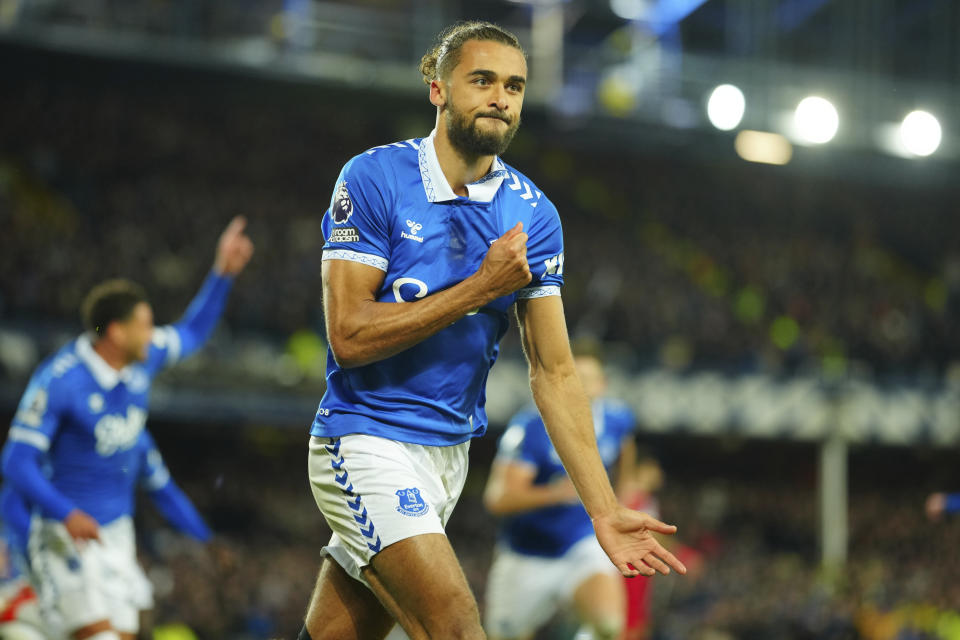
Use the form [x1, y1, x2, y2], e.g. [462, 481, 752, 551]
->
[138, 432, 211, 542]
[518, 198, 564, 300]
[147, 270, 234, 373]
[946, 493, 960, 514]
[1, 374, 76, 520]
[495, 412, 545, 468]
[321, 156, 393, 272]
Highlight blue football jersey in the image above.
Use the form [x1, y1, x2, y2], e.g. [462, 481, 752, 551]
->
[3, 332, 181, 524]
[495, 399, 636, 557]
[311, 132, 565, 446]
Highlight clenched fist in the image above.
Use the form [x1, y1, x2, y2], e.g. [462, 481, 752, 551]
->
[475, 222, 532, 300]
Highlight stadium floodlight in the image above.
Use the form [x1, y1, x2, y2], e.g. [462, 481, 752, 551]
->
[900, 110, 941, 157]
[609, 0, 647, 20]
[734, 130, 793, 165]
[706, 84, 745, 131]
[793, 96, 839, 144]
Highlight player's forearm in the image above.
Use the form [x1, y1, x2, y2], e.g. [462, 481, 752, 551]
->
[327, 273, 493, 368]
[149, 482, 212, 542]
[174, 270, 234, 359]
[484, 482, 572, 515]
[530, 370, 619, 519]
[1, 444, 76, 521]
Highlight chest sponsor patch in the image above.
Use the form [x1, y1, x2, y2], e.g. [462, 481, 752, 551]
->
[328, 227, 360, 243]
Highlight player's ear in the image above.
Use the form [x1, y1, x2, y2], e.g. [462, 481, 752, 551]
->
[429, 79, 447, 108]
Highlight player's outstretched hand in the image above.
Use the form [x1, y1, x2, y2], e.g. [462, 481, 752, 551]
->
[214, 215, 255, 276]
[475, 222, 532, 299]
[593, 507, 687, 578]
[64, 509, 101, 542]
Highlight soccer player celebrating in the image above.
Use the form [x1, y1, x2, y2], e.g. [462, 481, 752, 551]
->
[483, 345, 637, 640]
[0, 217, 253, 640]
[300, 21, 685, 640]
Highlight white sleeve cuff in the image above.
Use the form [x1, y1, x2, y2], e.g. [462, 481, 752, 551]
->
[322, 250, 389, 272]
[8, 427, 50, 451]
[517, 285, 561, 299]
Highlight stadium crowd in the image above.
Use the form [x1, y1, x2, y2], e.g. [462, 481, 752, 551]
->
[2, 68, 960, 383]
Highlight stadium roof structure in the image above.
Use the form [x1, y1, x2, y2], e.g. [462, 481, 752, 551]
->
[2, 0, 959, 179]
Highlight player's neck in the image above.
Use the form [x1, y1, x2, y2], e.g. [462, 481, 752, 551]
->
[433, 129, 495, 198]
[92, 338, 129, 371]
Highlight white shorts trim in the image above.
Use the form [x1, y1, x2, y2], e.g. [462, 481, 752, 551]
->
[308, 434, 469, 586]
[484, 535, 617, 638]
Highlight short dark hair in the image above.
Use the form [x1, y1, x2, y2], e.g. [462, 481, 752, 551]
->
[81, 279, 148, 337]
[419, 21, 525, 86]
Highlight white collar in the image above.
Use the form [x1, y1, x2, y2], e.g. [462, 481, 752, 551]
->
[418, 129, 508, 203]
[76, 334, 134, 390]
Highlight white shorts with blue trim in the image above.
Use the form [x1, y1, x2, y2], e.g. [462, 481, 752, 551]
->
[307, 434, 470, 586]
[484, 535, 619, 639]
[27, 515, 152, 635]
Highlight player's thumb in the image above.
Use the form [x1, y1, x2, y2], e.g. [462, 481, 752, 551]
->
[498, 221, 523, 241]
[642, 514, 678, 535]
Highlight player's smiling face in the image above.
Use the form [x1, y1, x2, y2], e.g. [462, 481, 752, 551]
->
[440, 39, 526, 157]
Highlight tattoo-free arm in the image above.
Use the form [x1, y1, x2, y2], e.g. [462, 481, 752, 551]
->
[324, 222, 531, 368]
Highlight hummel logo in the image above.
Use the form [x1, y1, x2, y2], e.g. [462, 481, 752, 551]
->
[401, 219, 425, 243]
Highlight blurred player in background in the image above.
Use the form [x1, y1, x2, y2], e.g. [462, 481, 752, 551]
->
[925, 491, 960, 520]
[483, 343, 636, 640]
[618, 455, 665, 640]
[0, 217, 253, 640]
[0, 490, 44, 640]
[300, 20, 684, 640]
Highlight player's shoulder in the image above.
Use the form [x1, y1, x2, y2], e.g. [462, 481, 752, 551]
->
[344, 138, 422, 179]
[498, 161, 556, 214]
[33, 339, 84, 387]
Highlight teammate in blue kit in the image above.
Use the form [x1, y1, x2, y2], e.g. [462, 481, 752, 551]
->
[0, 489, 45, 640]
[483, 345, 637, 640]
[300, 21, 684, 640]
[0, 217, 253, 640]
[926, 491, 960, 520]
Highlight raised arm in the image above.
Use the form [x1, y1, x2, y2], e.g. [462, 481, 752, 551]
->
[161, 216, 254, 364]
[516, 295, 686, 578]
[324, 222, 531, 369]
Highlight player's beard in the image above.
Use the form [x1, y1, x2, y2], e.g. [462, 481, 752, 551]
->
[445, 102, 520, 158]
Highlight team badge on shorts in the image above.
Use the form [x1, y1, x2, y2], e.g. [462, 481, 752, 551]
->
[395, 487, 429, 517]
[331, 181, 353, 224]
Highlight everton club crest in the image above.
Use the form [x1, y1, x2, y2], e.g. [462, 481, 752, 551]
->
[395, 487, 429, 517]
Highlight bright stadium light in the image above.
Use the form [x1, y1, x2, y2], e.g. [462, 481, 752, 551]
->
[793, 96, 839, 144]
[609, 0, 647, 20]
[734, 130, 793, 165]
[707, 84, 745, 131]
[900, 110, 942, 157]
